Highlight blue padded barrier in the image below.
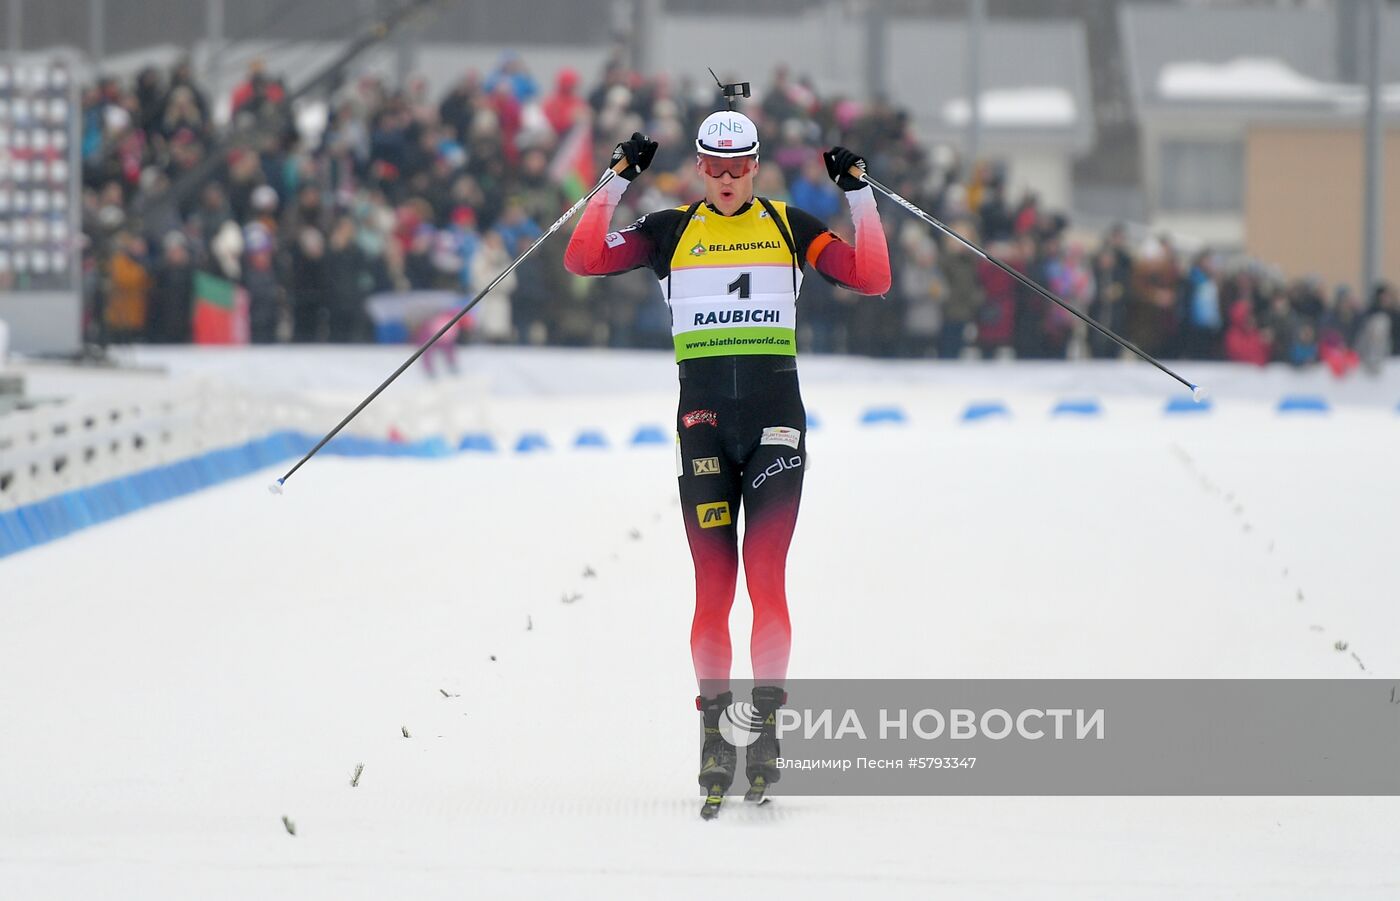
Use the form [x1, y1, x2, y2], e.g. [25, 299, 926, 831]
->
[630, 425, 668, 446]
[574, 430, 609, 449]
[961, 401, 1010, 422]
[860, 406, 908, 425]
[1051, 398, 1102, 417]
[1277, 395, 1330, 414]
[1165, 396, 1212, 414]
[458, 432, 497, 453]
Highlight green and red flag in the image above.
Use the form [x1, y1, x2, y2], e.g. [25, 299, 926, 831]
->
[192, 270, 250, 344]
[549, 119, 596, 202]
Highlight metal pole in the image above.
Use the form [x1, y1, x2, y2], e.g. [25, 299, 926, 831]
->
[1337, 0, 1362, 83]
[966, 0, 984, 172]
[864, 0, 887, 102]
[89, 0, 105, 73]
[1361, 0, 1384, 299]
[6, 0, 21, 53]
[394, 13, 414, 89]
[634, 0, 661, 76]
[205, 0, 225, 90]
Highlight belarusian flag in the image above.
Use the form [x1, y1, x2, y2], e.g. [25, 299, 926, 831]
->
[549, 118, 596, 201]
[192, 270, 250, 344]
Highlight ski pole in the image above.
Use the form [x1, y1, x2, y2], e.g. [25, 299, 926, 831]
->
[269, 160, 630, 494]
[854, 168, 1206, 401]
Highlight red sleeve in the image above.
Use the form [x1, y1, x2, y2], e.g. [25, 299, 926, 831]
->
[564, 180, 655, 277]
[810, 188, 891, 295]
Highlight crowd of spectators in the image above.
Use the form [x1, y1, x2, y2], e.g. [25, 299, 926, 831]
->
[80, 53, 1400, 373]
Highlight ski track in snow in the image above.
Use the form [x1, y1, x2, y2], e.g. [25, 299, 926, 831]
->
[2, 352, 1399, 899]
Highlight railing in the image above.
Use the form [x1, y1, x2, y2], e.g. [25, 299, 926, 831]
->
[0, 374, 491, 556]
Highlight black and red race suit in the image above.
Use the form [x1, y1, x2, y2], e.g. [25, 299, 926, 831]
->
[565, 176, 890, 692]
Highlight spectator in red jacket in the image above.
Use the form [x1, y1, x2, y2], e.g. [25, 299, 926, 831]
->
[230, 60, 285, 116]
[1224, 299, 1271, 366]
[488, 80, 524, 166]
[976, 240, 1018, 357]
[542, 68, 587, 138]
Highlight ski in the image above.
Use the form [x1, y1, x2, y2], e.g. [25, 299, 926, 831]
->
[700, 783, 727, 820]
[744, 776, 771, 804]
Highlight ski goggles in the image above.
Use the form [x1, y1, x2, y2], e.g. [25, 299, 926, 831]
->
[697, 154, 757, 179]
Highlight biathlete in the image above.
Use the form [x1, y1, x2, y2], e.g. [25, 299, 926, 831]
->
[564, 109, 890, 811]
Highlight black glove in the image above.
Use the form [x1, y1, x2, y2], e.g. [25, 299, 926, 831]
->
[611, 132, 658, 181]
[823, 146, 868, 192]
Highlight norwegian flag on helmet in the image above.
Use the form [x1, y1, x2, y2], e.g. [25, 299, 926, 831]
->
[694, 110, 760, 156]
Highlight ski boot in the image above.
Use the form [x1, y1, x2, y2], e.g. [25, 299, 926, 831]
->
[697, 691, 736, 820]
[744, 685, 787, 803]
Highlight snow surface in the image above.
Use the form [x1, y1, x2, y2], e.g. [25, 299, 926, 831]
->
[1158, 57, 1400, 107]
[943, 88, 1077, 128]
[2, 349, 1399, 899]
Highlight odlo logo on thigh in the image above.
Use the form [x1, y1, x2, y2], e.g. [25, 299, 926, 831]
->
[696, 501, 732, 529]
[750, 455, 803, 490]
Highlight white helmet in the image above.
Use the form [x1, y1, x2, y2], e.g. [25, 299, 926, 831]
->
[695, 110, 760, 158]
